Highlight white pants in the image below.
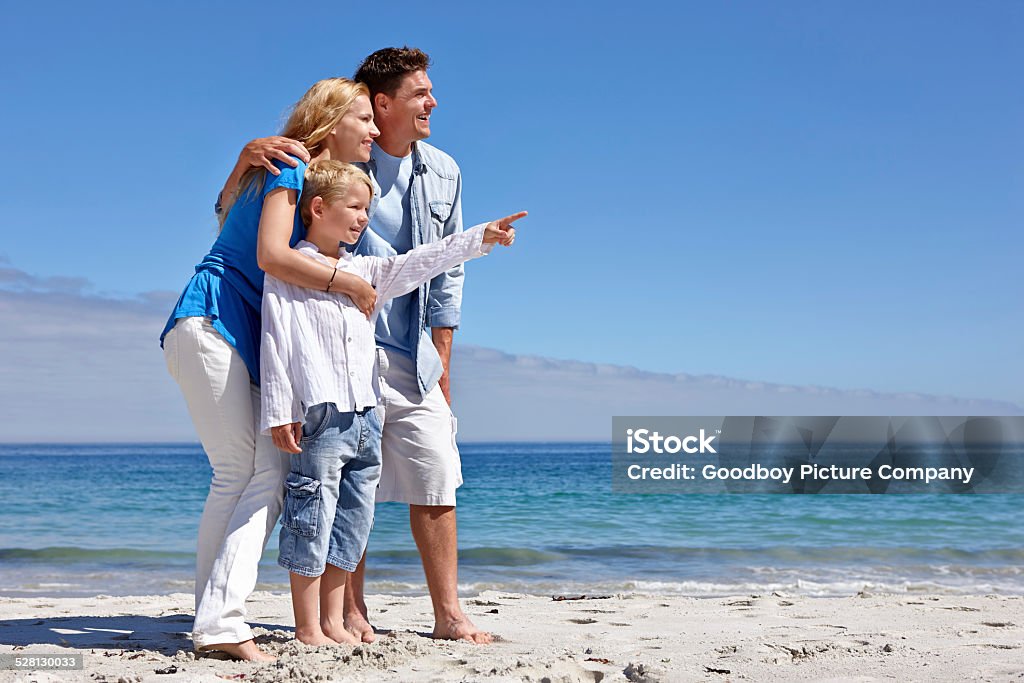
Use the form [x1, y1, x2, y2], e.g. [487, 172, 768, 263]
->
[163, 317, 289, 649]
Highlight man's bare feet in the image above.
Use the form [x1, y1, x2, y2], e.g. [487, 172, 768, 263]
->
[343, 608, 377, 643]
[321, 616, 362, 645]
[198, 639, 275, 662]
[294, 626, 339, 647]
[433, 612, 493, 644]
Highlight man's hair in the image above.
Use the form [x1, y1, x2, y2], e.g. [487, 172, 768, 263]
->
[354, 47, 432, 99]
[300, 160, 373, 227]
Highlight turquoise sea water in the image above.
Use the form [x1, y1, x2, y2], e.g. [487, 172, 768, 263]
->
[0, 443, 1021, 597]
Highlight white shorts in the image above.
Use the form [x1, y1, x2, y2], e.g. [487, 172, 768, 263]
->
[375, 347, 462, 506]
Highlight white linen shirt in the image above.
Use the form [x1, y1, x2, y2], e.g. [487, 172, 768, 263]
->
[259, 224, 492, 434]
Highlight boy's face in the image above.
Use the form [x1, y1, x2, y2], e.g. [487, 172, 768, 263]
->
[320, 183, 372, 245]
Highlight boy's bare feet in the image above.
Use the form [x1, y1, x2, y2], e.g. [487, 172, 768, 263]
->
[198, 639, 276, 662]
[294, 626, 339, 647]
[433, 612, 492, 644]
[343, 605, 377, 643]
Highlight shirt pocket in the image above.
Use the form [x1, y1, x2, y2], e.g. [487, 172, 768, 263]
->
[428, 200, 453, 239]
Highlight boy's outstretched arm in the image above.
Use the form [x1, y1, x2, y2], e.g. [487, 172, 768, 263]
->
[365, 212, 527, 314]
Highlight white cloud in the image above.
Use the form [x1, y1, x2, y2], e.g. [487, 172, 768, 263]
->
[0, 264, 91, 294]
[0, 282, 188, 442]
[0, 266, 1018, 443]
[449, 347, 1021, 441]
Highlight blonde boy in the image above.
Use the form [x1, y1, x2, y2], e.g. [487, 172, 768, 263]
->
[259, 160, 523, 645]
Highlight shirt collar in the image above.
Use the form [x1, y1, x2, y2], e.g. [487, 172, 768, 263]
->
[369, 140, 426, 175]
[295, 240, 352, 262]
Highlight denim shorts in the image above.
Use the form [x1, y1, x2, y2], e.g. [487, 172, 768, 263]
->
[278, 403, 382, 576]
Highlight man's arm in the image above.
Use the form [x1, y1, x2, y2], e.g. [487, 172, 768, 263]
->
[421, 212, 522, 405]
[427, 172, 465, 406]
[432, 326, 455, 405]
[216, 137, 311, 215]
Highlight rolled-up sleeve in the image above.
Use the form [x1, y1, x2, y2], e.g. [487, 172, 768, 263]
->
[259, 279, 303, 434]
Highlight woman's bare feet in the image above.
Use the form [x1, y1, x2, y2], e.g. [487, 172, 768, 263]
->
[433, 612, 493, 644]
[343, 606, 377, 643]
[294, 626, 339, 647]
[198, 639, 275, 662]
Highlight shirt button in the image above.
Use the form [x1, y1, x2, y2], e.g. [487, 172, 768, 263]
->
[349, 371, 355, 376]
[347, 337, 352, 342]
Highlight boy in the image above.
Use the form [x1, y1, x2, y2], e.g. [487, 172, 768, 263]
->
[259, 159, 523, 645]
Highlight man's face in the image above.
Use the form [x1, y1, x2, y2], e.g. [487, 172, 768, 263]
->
[379, 70, 437, 144]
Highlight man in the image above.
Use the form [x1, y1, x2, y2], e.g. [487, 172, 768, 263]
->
[345, 46, 489, 644]
[232, 47, 489, 644]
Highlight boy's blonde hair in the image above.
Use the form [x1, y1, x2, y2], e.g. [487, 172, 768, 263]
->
[300, 159, 374, 226]
[220, 78, 369, 226]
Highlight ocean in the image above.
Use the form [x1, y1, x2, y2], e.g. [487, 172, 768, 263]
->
[1, 443, 1021, 598]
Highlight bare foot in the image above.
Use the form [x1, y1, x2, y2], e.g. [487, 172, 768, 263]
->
[433, 613, 492, 644]
[198, 639, 276, 662]
[321, 616, 362, 645]
[294, 626, 339, 647]
[343, 609, 377, 643]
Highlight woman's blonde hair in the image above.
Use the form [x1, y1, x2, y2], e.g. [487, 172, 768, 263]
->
[300, 160, 373, 227]
[219, 78, 369, 226]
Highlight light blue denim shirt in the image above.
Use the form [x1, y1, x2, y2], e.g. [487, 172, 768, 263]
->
[353, 140, 464, 398]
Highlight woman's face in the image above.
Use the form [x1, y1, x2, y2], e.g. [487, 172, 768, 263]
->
[328, 95, 379, 162]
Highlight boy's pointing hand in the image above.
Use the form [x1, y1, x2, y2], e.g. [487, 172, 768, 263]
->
[483, 211, 527, 246]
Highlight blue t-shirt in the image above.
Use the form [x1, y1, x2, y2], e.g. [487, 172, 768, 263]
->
[160, 158, 307, 383]
[368, 145, 415, 357]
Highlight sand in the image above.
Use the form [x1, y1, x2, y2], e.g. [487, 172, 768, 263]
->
[0, 590, 1021, 682]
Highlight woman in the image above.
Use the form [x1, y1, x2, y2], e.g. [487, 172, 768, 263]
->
[160, 78, 379, 661]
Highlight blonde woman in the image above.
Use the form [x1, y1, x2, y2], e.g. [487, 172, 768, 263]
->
[160, 78, 379, 661]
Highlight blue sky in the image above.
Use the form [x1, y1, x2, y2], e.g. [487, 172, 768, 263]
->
[1, 1, 1021, 411]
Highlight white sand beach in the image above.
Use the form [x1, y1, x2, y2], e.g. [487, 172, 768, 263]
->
[1, 590, 1021, 682]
